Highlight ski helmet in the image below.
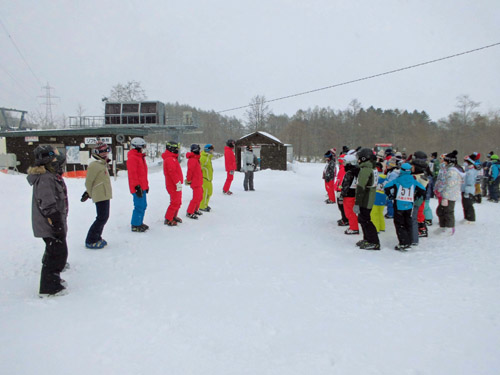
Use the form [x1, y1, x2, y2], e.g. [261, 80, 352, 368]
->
[34, 145, 56, 166]
[165, 141, 180, 154]
[401, 162, 412, 172]
[131, 137, 146, 149]
[357, 148, 374, 163]
[413, 151, 427, 160]
[324, 150, 334, 160]
[204, 144, 214, 152]
[190, 144, 201, 154]
[92, 142, 111, 157]
[226, 139, 235, 148]
[343, 154, 357, 166]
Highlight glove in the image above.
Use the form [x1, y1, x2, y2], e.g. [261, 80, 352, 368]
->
[80, 191, 90, 202]
[47, 213, 65, 241]
[441, 199, 449, 207]
[135, 185, 143, 198]
[176, 181, 183, 192]
[185, 180, 191, 186]
[229, 170, 234, 175]
[353, 205, 360, 215]
[145, 188, 149, 194]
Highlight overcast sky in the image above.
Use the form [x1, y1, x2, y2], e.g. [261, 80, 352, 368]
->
[1, 0, 499, 123]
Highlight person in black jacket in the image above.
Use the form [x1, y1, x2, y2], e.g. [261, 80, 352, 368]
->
[27, 145, 69, 297]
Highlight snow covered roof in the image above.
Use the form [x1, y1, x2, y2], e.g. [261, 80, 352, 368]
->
[238, 131, 282, 144]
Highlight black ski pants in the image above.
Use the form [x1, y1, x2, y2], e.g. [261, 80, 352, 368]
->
[461, 193, 475, 221]
[394, 208, 413, 246]
[85, 200, 110, 244]
[40, 237, 68, 294]
[436, 200, 456, 228]
[358, 207, 379, 244]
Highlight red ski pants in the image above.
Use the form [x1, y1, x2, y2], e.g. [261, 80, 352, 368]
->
[187, 186, 203, 214]
[343, 197, 359, 231]
[165, 188, 182, 221]
[325, 180, 336, 202]
[417, 202, 425, 223]
[223, 172, 234, 193]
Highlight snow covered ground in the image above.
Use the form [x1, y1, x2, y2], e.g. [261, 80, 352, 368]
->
[1, 159, 499, 375]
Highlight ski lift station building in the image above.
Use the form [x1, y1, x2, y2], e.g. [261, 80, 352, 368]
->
[0, 101, 199, 175]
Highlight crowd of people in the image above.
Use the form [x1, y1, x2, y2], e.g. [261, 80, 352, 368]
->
[26, 138, 258, 296]
[323, 146, 500, 251]
[25, 138, 499, 296]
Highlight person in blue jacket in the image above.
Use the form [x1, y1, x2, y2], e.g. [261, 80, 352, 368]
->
[488, 154, 499, 203]
[384, 163, 426, 251]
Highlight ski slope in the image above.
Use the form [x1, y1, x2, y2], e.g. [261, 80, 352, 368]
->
[1, 158, 499, 375]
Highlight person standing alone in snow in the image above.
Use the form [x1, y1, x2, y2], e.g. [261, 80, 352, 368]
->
[323, 149, 336, 204]
[127, 137, 149, 232]
[185, 144, 204, 219]
[84, 142, 112, 249]
[162, 141, 184, 226]
[27, 145, 69, 297]
[223, 139, 236, 195]
[242, 145, 258, 191]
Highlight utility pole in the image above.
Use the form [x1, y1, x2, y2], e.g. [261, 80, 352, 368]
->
[38, 82, 59, 127]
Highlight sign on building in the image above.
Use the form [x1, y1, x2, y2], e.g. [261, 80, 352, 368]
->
[84, 137, 112, 145]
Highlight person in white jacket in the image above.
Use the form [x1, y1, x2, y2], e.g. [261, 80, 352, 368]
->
[242, 145, 258, 191]
[461, 155, 479, 223]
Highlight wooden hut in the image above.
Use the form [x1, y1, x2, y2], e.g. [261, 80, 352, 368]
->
[235, 131, 290, 171]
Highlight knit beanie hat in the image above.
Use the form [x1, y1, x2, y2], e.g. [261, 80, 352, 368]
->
[444, 150, 458, 164]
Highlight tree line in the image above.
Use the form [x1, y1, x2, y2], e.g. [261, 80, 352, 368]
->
[161, 95, 500, 161]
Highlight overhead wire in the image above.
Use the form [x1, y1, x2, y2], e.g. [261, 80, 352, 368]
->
[216, 42, 500, 114]
[0, 16, 43, 87]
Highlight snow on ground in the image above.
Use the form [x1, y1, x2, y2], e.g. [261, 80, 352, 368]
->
[1, 159, 499, 375]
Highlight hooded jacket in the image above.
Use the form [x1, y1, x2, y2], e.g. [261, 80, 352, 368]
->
[323, 159, 336, 182]
[162, 149, 184, 191]
[85, 156, 112, 203]
[200, 151, 213, 182]
[242, 150, 258, 172]
[437, 163, 465, 201]
[384, 168, 426, 210]
[355, 160, 377, 209]
[186, 152, 203, 188]
[127, 149, 149, 194]
[224, 146, 236, 171]
[461, 163, 479, 195]
[27, 166, 68, 238]
[341, 164, 359, 198]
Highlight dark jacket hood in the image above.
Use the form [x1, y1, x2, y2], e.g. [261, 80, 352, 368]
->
[27, 166, 47, 186]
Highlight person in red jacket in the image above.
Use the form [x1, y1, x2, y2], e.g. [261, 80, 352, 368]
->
[223, 139, 236, 195]
[162, 141, 184, 226]
[334, 151, 349, 226]
[185, 144, 203, 219]
[127, 137, 149, 232]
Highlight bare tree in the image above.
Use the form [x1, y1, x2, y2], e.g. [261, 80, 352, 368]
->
[245, 95, 272, 132]
[455, 94, 480, 126]
[108, 80, 147, 102]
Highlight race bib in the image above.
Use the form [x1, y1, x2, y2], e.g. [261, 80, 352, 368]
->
[350, 176, 358, 189]
[371, 169, 379, 188]
[396, 185, 415, 203]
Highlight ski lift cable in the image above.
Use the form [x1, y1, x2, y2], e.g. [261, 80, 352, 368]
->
[216, 42, 500, 114]
[0, 17, 43, 87]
